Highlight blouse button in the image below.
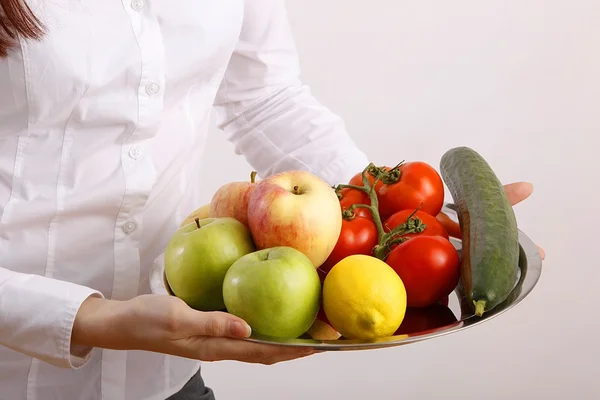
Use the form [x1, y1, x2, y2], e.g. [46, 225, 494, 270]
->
[122, 221, 137, 234]
[145, 82, 160, 96]
[128, 145, 143, 160]
[131, 0, 144, 11]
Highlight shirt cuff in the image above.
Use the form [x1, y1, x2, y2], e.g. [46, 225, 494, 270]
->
[319, 151, 371, 186]
[0, 271, 105, 369]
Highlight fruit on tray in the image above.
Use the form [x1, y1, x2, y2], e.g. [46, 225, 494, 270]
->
[305, 304, 341, 340]
[162, 147, 523, 341]
[385, 236, 460, 308]
[306, 319, 341, 341]
[164, 217, 255, 311]
[209, 171, 258, 228]
[180, 204, 210, 227]
[324, 162, 461, 309]
[384, 209, 449, 241]
[322, 254, 407, 340]
[319, 215, 378, 274]
[440, 146, 520, 317]
[376, 161, 445, 220]
[247, 170, 342, 268]
[222, 246, 321, 339]
[337, 187, 374, 221]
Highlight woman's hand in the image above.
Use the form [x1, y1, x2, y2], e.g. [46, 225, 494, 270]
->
[436, 182, 545, 260]
[72, 294, 316, 365]
[502, 182, 545, 259]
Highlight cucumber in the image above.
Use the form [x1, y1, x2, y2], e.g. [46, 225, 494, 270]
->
[439, 147, 520, 317]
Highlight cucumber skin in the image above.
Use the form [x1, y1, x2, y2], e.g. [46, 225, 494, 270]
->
[439, 147, 520, 316]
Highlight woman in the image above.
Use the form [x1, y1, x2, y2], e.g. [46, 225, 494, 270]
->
[0, 1, 543, 399]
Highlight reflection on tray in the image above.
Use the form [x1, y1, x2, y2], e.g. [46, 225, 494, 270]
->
[394, 302, 458, 336]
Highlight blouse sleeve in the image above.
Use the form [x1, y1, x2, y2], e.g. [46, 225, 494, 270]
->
[213, 0, 369, 185]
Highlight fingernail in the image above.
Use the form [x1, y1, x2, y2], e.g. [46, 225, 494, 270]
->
[231, 321, 251, 337]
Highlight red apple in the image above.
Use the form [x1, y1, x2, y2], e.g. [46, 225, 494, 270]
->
[209, 171, 258, 228]
[247, 170, 342, 267]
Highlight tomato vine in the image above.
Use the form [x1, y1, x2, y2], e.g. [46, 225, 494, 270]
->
[334, 163, 427, 260]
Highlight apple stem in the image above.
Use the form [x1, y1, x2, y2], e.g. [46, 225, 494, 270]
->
[195, 217, 201, 229]
[293, 185, 300, 195]
[335, 162, 426, 260]
[250, 171, 257, 183]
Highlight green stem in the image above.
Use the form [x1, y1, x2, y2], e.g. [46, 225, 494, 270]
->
[384, 206, 427, 240]
[376, 220, 427, 257]
[333, 186, 343, 200]
[335, 163, 390, 259]
[474, 300, 486, 317]
[380, 161, 405, 184]
[361, 164, 387, 243]
[250, 171, 257, 183]
[335, 183, 369, 194]
[342, 203, 374, 221]
[385, 236, 410, 248]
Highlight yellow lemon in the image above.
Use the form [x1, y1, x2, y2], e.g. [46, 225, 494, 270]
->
[322, 254, 407, 340]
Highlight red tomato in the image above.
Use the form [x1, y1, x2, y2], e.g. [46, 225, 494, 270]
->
[320, 217, 378, 274]
[348, 165, 392, 192]
[437, 296, 450, 307]
[338, 188, 373, 221]
[377, 161, 445, 220]
[338, 187, 367, 202]
[385, 236, 460, 308]
[384, 209, 449, 240]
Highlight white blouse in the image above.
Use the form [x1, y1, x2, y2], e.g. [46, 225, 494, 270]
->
[0, 1, 369, 399]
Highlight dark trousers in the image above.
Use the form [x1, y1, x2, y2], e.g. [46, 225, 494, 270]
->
[167, 367, 215, 400]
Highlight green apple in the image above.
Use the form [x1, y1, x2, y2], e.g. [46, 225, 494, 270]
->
[164, 217, 255, 311]
[222, 246, 321, 339]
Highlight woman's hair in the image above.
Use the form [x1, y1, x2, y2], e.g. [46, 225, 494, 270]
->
[0, 0, 45, 57]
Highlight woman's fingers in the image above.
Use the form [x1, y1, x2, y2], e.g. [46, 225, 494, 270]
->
[179, 310, 316, 364]
[121, 295, 316, 366]
[502, 182, 545, 259]
[435, 182, 545, 260]
[188, 336, 316, 365]
[536, 246, 546, 260]
[503, 182, 534, 206]
[435, 182, 534, 239]
[184, 310, 252, 339]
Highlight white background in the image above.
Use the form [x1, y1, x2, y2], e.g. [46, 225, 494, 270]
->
[199, 1, 599, 399]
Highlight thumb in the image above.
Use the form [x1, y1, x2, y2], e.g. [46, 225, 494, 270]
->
[188, 310, 252, 338]
[503, 182, 534, 206]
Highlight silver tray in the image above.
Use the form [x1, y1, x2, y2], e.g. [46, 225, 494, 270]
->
[149, 204, 542, 351]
